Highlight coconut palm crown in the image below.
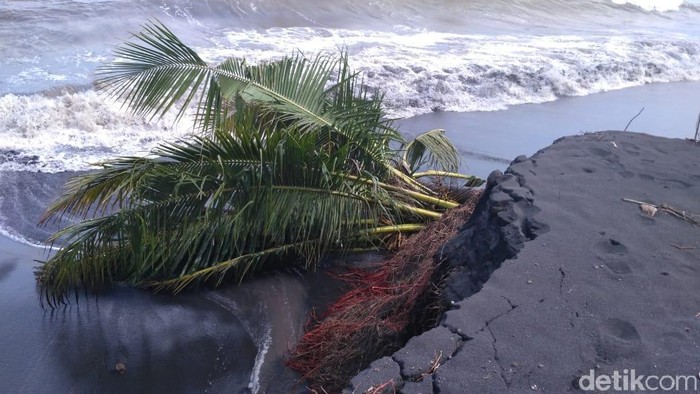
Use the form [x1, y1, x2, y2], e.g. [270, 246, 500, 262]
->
[35, 21, 483, 306]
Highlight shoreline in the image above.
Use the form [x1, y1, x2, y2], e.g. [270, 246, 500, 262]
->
[398, 80, 700, 178]
[349, 131, 700, 392]
[1, 80, 700, 175]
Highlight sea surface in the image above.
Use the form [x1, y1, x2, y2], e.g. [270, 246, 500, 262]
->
[1, 0, 700, 174]
[1, 1, 700, 392]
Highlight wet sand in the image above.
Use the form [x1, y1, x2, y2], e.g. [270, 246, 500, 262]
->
[0, 222, 351, 393]
[398, 81, 700, 178]
[0, 236, 259, 393]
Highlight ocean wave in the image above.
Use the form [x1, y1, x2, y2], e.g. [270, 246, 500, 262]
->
[611, 0, 691, 12]
[185, 0, 700, 26]
[0, 223, 49, 250]
[0, 90, 193, 172]
[3, 0, 698, 94]
[2, 0, 700, 174]
[203, 28, 700, 118]
[158, 0, 700, 22]
[0, 27, 699, 173]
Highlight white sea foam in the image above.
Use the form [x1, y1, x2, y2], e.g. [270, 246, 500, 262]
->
[8, 67, 68, 85]
[1, 26, 699, 174]
[247, 324, 272, 394]
[1, 0, 699, 174]
[204, 292, 273, 394]
[199, 27, 700, 118]
[0, 219, 51, 250]
[0, 90, 193, 172]
[611, 0, 687, 12]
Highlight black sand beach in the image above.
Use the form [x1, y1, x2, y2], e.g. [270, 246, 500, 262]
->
[3, 130, 697, 393]
[348, 131, 700, 393]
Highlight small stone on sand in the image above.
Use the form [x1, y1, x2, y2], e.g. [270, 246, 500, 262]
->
[115, 362, 127, 375]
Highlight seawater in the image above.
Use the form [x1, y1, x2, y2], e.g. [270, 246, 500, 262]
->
[1, 0, 699, 174]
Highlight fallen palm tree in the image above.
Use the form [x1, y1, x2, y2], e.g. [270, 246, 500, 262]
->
[287, 191, 482, 392]
[35, 21, 483, 307]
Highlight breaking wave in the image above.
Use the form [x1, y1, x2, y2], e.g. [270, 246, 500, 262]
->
[0, 0, 699, 172]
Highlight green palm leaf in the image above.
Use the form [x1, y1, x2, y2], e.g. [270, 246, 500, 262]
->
[36, 21, 482, 306]
[402, 129, 460, 174]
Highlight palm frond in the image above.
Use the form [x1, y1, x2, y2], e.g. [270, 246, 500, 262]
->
[97, 20, 214, 122]
[36, 22, 483, 305]
[402, 129, 460, 174]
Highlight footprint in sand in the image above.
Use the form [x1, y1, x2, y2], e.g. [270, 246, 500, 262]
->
[589, 147, 613, 158]
[639, 174, 692, 189]
[652, 145, 669, 155]
[661, 178, 692, 189]
[617, 170, 635, 179]
[595, 239, 633, 276]
[595, 318, 644, 362]
[622, 143, 641, 156]
[598, 238, 628, 255]
[659, 331, 690, 355]
[602, 258, 633, 275]
[589, 146, 626, 170]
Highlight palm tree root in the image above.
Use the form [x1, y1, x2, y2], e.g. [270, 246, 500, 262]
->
[286, 189, 483, 392]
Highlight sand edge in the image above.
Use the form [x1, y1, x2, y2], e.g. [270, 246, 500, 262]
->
[347, 131, 700, 393]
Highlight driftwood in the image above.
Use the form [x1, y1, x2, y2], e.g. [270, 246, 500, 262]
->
[624, 107, 645, 132]
[622, 198, 699, 226]
[670, 244, 696, 250]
